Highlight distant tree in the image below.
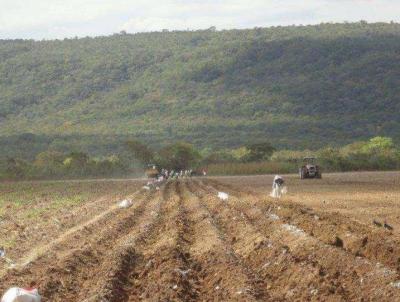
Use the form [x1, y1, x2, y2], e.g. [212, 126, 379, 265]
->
[125, 140, 154, 167]
[202, 150, 235, 165]
[157, 142, 200, 170]
[63, 152, 90, 176]
[17, 133, 37, 142]
[245, 142, 276, 162]
[231, 147, 251, 162]
[4, 157, 29, 179]
[317, 147, 349, 171]
[91, 155, 125, 176]
[34, 151, 65, 177]
[362, 136, 395, 154]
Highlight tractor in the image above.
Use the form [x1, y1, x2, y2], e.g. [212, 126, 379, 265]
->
[299, 157, 322, 179]
[145, 164, 159, 179]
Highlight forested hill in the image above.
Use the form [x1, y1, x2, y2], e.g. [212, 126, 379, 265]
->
[1, 22, 400, 159]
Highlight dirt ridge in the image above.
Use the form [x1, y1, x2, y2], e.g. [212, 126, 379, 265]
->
[1, 178, 399, 301]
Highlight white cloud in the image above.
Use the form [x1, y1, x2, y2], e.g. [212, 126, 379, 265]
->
[0, 0, 399, 39]
[119, 0, 400, 33]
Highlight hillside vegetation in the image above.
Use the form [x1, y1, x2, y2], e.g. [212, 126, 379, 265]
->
[1, 22, 400, 159]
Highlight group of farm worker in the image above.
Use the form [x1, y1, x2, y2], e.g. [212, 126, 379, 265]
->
[156, 168, 207, 181]
[146, 168, 202, 189]
[157, 168, 195, 181]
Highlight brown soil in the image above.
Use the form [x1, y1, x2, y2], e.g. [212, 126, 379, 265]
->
[1, 174, 399, 301]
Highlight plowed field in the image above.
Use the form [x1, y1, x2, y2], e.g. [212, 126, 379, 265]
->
[1, 173, 400, 301]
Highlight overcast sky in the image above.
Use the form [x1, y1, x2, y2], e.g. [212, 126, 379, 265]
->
[0, 0, 399, 40]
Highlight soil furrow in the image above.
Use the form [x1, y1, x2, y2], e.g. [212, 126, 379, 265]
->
[0, 188, 155, 301]
[191, 180, 327, 301]
[199, 179, 399, 300]
[2, 176, 399, 301]
[205, 178, 400, 273]
[0, 187, 146, 280]
[173, 181, 202, 301]
[78, 182, 171, 302]
[123, 181, 201, 301]
[184, 180, 269, 301]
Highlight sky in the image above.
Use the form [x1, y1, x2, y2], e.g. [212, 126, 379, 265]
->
[0, 0, 399, 40]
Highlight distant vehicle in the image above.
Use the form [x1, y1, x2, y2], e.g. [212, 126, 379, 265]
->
[299, 157, 322, 179]
[145, 164, 159, 179]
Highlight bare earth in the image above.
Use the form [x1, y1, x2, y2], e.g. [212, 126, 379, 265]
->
[0, 172, 399, 301]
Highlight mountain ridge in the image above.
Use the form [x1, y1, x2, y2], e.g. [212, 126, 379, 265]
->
[0, 22, 399, 158]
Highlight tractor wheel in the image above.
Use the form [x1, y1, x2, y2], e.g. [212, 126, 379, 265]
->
[315, 172, 322, 179]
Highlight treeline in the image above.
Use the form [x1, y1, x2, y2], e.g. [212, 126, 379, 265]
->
[282, 136, 400, 172]
[0, 152, 130, 180]
[0, 141, 202, 180]
[0, 136, 399, 180]
[207, 136, 400, 175]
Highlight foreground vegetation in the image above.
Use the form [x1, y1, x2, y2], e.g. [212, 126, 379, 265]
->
[1, 22, 400, 159]
[0, 136, 398, 180]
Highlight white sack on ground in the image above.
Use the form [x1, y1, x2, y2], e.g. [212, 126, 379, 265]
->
[118, 199, 133, 209]
[1, 288, 41, 302]
[218, 192, 229, 201]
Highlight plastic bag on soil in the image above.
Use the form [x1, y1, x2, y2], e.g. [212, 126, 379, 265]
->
[118, 199, 133, 209]
[1, 288, 41, 302]
[218, 192, 229, 201]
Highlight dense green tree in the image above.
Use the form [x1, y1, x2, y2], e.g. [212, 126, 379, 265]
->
[63, 152, 90, 176]
[245, 142, 276, 162]
[361, 137, 395, 154]
[90, 155, 126, 176]
[34, 151, 65, 176]
[231, 147, 251, 162]
[157, 142, 201, 170]
[124, 140, 155, 166]
[4, 158, 29, 179]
